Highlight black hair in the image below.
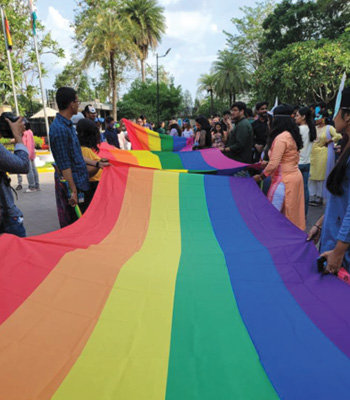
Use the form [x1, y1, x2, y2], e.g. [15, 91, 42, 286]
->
[214, 122, 223, 132]
[195, 116, 212, 147]
[223, 110, 230, 116]
[77, 118, 100, 153]
[169, 123, 182, 136]
[255, 101, 268, 111]
[139, 115, 145, 120]
[231, 101, 246, 112]
[298, 107, 317, 142]
[106, 115, 114, 124]
[327, 109, 350, 196]
[25, 121, 31, 130]
[246, 107, 253, 118]
[56, 87, 77, 111]
[269, 105, 303, 150]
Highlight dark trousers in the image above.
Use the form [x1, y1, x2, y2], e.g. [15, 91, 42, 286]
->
[299, 163, 310, 216]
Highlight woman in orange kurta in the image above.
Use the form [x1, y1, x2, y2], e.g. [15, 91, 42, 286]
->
[254, 105, 305, 230]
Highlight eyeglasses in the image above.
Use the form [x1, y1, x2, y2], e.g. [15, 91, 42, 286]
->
[74, 99, 81, 105]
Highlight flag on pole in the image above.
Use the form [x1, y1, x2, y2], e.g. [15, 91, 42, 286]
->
[333, 72, 347, 118]
[28, 0, 37, 35]
[3, 11, 12, 50]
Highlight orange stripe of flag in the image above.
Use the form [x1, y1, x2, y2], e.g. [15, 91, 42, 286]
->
[4, 15, 13, 50]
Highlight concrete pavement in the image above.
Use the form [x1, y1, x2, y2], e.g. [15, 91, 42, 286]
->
[11, 172, 60, 237]
[12, 172, 324, 238]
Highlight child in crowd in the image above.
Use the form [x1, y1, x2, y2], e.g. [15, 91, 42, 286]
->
[211, 123, 225, 150]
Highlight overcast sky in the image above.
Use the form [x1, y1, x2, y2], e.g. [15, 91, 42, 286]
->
[36, 0, 260, 101]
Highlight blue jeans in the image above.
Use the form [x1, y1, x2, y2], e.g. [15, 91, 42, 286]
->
[2, 216, 26, 237]
[299, 163, 310, 216]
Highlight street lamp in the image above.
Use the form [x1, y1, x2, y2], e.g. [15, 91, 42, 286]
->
[156, 48, 171, 126]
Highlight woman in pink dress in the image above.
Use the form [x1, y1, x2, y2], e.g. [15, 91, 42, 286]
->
[254, 104, 305, 230]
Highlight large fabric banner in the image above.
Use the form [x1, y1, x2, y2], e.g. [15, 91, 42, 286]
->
[98, 142, 254, 175]
[0, 166, 349, 399]
[122, 118, 193, 151]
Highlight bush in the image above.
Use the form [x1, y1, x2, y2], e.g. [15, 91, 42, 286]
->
[33, 135, 44, 149]
[0, 138, 14, 151]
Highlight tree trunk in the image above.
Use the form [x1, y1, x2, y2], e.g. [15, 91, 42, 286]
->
[233, 92, 236, 103]
[110, 51, 117, 120]
[141, 59, 145, 83]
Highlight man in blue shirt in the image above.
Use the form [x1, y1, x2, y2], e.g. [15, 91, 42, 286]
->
[50, 87, 90, 210]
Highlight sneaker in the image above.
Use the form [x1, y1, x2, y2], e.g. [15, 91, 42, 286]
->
[25, 188, 37, 193]
[309, 195, 318, 206]
[16, 185, 22, 191]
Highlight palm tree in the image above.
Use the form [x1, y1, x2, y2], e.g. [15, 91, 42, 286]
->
[197, 73, 217, 115]
[123, 0, 166, 82]
[212, 50, 250, 104]
[75, 6, 136, 119]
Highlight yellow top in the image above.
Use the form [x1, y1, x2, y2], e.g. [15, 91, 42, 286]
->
[81, 146, 102, 182]
[310, 125, 342, 181]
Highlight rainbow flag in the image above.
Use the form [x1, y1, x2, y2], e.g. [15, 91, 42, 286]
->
[1, 165, 350, 399]
[2, 10, 13, 50]
[28, 0, 37, 35]
[98, 142, 254, 174]
[123, 118, 193, 151]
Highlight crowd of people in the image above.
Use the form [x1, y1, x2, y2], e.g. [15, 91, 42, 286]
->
[1, 85, 350, 274]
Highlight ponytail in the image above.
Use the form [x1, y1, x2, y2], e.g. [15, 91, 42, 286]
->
[298, 107, 316, 142]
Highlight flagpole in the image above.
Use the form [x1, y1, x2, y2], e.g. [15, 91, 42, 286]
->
[28, 0, 50, 145]
[0, 6, 19, 115]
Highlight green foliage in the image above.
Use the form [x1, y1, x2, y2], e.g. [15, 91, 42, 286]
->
[33, 135, 43, 149]
[252, 33, 350, 105]
[54, 59, 95, 101]
[74, 0, 139, 119]
[118, 79, 183, 122]
[197, 73, 217, 98]
[17, 94, 42, 117]
[224, 0, 276, 70]
[260, 0, 350, 55]
[212, 50, 250, 104]
[0, 137, 13, 150]
[123, 0, 166, 82]
[0, 0, 64, 112]
[197, 51, 250, 105]
[193, 97, 230, 118]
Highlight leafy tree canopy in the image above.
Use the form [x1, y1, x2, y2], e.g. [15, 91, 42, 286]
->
[0, 0, 64, 112]
[253, 32, 350, 105]
[260, 0, 350, 55]
[118, 79, 183, 123]
[224, 0, 276, 70]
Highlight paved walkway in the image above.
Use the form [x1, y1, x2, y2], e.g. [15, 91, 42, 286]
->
[11, 172, 60, 237]
[12, 172, 324, 238]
